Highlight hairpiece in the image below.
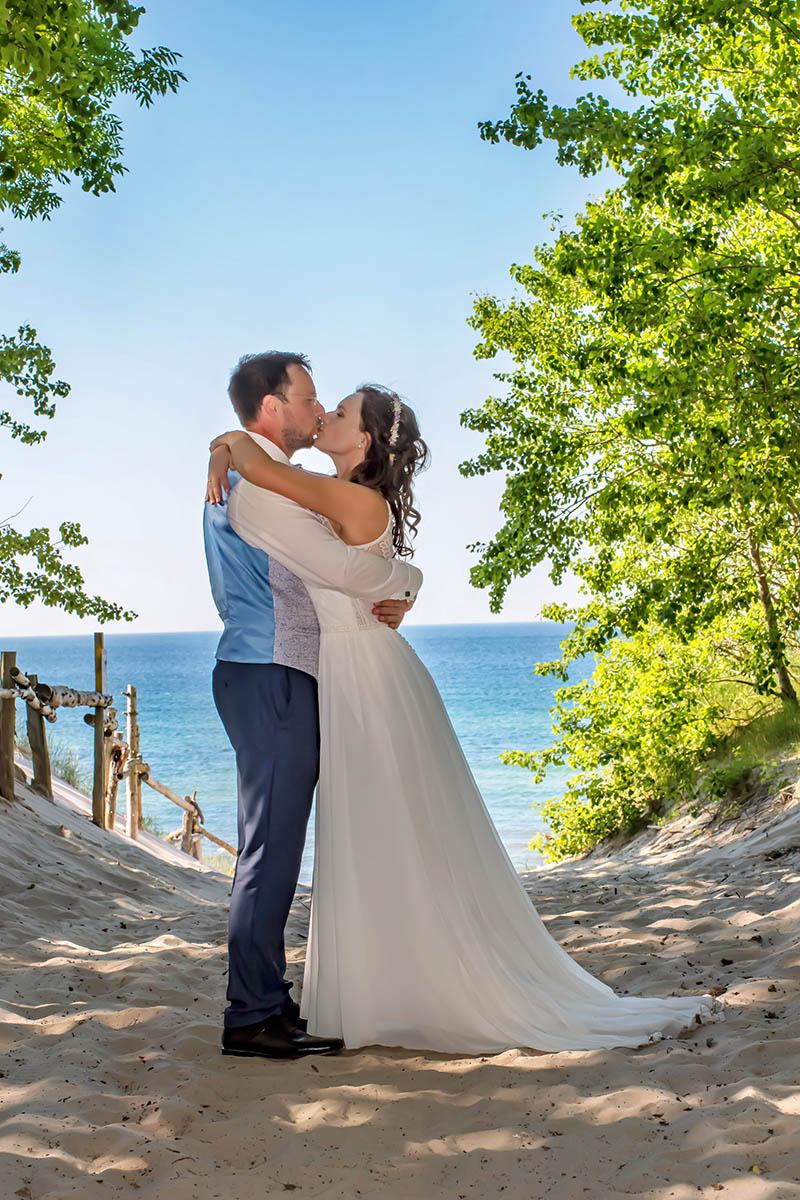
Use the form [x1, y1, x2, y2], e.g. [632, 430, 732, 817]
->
[388, 397, 402, 447]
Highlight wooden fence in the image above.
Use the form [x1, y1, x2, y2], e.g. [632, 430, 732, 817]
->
[0, 633, 236, 864]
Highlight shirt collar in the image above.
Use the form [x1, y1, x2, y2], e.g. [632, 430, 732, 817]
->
[244, 430, 290, 465]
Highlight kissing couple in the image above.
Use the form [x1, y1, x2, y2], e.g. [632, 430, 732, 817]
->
[203, 350, 721, 1060]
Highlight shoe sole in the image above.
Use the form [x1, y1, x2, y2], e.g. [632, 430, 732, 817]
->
[220, 1045, 343, 1060]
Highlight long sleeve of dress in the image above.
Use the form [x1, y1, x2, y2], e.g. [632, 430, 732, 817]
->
[227, 477, 422, 601]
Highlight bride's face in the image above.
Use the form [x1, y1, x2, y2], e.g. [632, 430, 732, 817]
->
[314, 391, 369, 459]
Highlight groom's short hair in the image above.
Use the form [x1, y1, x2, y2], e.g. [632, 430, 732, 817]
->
[229, 351, 312, 425]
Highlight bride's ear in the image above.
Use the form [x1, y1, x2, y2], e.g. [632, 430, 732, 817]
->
[359, 430, 372, 454]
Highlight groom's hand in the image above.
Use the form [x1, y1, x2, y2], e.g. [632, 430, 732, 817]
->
[373, 598, 414, 629]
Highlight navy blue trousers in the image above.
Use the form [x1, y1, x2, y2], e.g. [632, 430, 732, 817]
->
[212, 661, 319, 1028]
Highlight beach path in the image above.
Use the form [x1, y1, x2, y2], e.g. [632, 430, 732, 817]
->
[1, 767, 799, 1200]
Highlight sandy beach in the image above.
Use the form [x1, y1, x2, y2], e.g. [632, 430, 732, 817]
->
[1, 762, 798, 1199]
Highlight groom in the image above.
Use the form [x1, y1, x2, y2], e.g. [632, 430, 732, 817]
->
[204, 351, 422, 1060]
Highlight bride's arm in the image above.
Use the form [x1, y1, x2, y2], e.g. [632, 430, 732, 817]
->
[210, 431, 387, 542]
[224, 462, 423, 604]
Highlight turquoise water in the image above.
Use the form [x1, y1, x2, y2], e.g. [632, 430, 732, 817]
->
[7, 625, 588, 882]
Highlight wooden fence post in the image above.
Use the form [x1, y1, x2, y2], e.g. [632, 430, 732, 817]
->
[91, 633, 107, 828]
[180, 809, 196, 856]
[125, 685, 142, 839]
[0, 651, 16, 802]
[102, 717, 114, 827]
[186, 790, 202, 860]
[105, 727, 129, 832]
[26, 674, 52, 798]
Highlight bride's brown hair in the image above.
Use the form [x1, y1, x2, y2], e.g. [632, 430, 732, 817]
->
[349, 384, 430, 558]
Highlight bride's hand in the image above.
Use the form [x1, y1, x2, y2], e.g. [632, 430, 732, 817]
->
[206, 445, 233, 504]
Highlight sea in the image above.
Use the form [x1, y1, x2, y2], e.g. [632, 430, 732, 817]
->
[7, 624, 590, 882]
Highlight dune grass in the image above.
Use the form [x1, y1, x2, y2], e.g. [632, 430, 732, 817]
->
[203, 851, 236, 877]
[15, 731, 92, 794]
[141, 812, 168, 837]
[706, 700, 800, 795]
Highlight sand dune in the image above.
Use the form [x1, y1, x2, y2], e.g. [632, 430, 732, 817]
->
[1, 763, 799, 1199]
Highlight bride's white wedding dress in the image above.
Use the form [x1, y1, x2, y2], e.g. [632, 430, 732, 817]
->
[299, 514, 722, 1053]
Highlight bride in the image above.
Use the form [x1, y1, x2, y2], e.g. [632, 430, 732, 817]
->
[206, 383, 722, 1054]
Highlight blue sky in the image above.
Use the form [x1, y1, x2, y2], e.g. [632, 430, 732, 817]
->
[1, 0, 605, 635]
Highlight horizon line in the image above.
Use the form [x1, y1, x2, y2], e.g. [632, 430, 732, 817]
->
[2, 618, 571, 641]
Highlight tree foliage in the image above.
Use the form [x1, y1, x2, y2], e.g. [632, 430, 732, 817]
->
[0, 0, 184, 220]
[464, 0, 800, 857]
[0, 1, 184, 618]
[504, 623, 725, 860]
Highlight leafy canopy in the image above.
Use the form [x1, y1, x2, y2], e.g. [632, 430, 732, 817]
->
[464, 0, 800, 857]
[0, 1, 184, 618]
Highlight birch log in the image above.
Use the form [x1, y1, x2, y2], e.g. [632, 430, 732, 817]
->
[35, 684, 112, 710]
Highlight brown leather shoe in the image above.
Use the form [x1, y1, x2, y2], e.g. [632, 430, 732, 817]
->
[221, 1013, 342, 1059]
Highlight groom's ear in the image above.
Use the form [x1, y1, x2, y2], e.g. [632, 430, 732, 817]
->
[261, 392, 282, 418]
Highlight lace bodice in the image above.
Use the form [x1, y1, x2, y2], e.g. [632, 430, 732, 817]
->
[307, 513, 397, 634]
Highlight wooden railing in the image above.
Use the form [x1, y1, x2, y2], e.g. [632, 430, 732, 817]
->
[0, 634, 236, 864]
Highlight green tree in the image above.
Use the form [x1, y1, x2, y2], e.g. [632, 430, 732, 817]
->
[463, 1, 800, 855]
[0, 0, 184, 618]
[504, 622, 725, 860]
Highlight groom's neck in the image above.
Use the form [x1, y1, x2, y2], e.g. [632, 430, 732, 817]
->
[244, 421, 291, 459]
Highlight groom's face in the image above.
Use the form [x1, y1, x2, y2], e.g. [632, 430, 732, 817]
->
[276, 364, 324, 453]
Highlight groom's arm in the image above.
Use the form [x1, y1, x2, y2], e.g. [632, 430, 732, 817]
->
[228, 477, 422, 601]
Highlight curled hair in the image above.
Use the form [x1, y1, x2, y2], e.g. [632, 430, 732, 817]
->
[350, 384, 430, 558]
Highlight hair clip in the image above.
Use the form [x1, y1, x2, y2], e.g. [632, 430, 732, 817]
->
[388, 397, 402, 447]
